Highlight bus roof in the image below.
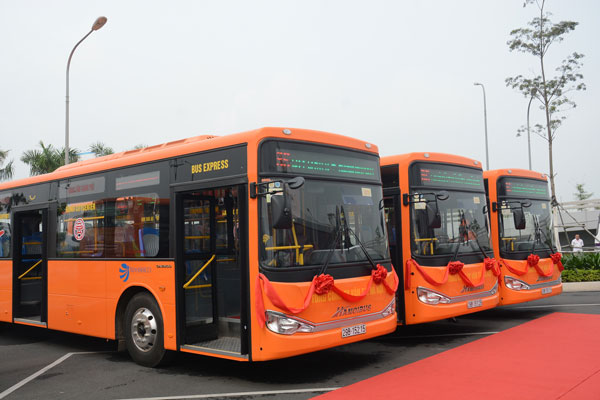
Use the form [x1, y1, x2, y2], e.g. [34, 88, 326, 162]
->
[483, 168, 548, 182]
[381, 152, 482, 169]
[0, 127, 378, 190]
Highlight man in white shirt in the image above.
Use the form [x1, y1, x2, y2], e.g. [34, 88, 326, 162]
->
[571, 234, 584, 253]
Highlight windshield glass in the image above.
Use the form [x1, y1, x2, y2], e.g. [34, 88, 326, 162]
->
[259, 179, 389, 268]
[410, 190, 491, 258]
[498, 199, 554, 254]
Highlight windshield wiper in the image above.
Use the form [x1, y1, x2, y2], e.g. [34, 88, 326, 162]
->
[459, 209, 492, 261]
[318, 205, 378, 276]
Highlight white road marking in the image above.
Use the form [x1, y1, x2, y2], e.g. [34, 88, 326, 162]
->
[512, 303, 600, 309]
[0, 351, 106, 399]
[116, 388, 341, 400]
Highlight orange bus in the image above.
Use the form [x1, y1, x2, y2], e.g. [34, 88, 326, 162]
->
[483, 169, 562, 305]
[381, 153, 500, 325]
[0, 127, 398, 366]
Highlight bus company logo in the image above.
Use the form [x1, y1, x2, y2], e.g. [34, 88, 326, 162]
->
[331, 304, 372, 318]
[119, 264, 130, 282]
[536, 275, 553, 282]
[73, 218, 86, 241]
[460, 284, 484, 293]
[119, 263, 152, 282]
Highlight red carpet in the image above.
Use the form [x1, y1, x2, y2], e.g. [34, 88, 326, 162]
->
[316, 313, 600, 400]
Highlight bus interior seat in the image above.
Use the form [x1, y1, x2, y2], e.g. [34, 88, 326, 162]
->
[139, 227, 159, 257]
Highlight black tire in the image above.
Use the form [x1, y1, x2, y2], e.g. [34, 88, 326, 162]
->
[124, 292, 170, 367]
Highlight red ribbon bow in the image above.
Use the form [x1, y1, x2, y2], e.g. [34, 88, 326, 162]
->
[550, 253, 564, 272]
[314, 274, 334, 295]
[448, 261, 464, 275]
[372, 265, 388, 284]
[527, 254, 540, 267]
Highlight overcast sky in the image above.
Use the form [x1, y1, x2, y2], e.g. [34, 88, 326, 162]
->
[1, 0, 598, 202]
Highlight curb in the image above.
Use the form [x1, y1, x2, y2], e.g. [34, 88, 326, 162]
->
[562, 281, 600, 292]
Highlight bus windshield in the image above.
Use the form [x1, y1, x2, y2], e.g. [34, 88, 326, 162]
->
[259, 179, 389, 268]
[410, 190, 491, 258]
[498, 199, 554, 254]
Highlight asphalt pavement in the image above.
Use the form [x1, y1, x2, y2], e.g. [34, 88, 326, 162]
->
[1, 291, 599, 400]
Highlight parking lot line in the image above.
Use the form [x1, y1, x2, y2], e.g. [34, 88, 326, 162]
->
[116, 388, 341, 400]
[0, 351, 105, 399]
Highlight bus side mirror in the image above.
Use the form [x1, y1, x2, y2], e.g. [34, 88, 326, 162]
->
[427, 203, 442, 229]
[271, 194, 292, 229]
[513, 208, 526, 230]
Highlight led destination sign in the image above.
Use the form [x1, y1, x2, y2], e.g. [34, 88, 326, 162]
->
[267, 147, 378, 180]
[415, 165, 483, 190]
[499, 178, 549, 199]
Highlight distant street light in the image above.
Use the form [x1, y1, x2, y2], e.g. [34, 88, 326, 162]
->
[517, 88, 537, 170]
[65, 16, 107, 165]
[473, 82, 489, 170]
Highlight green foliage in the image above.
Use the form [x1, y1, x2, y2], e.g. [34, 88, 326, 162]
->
[574, 183, 593, 201]
[561, 269, 600, 282]
[20, 141, 80, 176]
[89, 142, 114, 157]
[562, 252, 600, 270]
[0, 148, 14, 181]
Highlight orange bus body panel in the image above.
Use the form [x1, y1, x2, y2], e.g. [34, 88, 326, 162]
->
[0, 260, 11, 322]
[382, 153, 499, 325]
[251, 275, 397, 361]
[484, 169, 562, 306]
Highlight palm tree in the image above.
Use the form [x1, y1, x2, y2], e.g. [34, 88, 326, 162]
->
[0, 148, 14, 181]
[89, 142, 114, 157]
[21, 141, 80, 176]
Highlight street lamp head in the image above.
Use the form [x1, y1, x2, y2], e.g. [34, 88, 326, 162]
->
[91, 16, 107, 31]
[474, 82, 482, 86]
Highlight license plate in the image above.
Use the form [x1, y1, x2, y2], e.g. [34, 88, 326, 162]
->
[541, 287, 552, 295]
[468, 299, 483, 309]
[342, 324, 366, 338]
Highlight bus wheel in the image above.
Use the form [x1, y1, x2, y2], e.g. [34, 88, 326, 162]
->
[124, 292, 168, 367]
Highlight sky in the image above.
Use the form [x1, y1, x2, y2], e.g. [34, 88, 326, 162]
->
[0, 0, 598, 202]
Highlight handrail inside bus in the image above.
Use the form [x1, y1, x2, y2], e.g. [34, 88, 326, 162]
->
[18, 259, 43, 280]
[501, 237, 516, 251]
[183, 254, 216, 289]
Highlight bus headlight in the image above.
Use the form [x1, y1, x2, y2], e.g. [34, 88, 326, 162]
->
[417, 287, 451, 305]
[381, 299, 396, 317]
[504, 276, 531, 291]
[266, 311, 315, 335]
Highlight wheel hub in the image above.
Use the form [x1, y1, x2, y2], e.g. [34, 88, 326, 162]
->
[131, 307, 157, 352]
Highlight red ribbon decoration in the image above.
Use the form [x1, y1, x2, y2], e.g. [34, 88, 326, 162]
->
[314, 274, 334, 295]
[550, 253, 564, 272]
[500, 253, 561, 278]
[405, 258, 498, 289]
[527, 254, 540, 267]
[255, 265, 399, 328]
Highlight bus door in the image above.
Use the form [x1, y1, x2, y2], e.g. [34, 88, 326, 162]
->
[175, 184, 246, 356]
[383, 192, 405, 324]
[12, 208, 48, 326]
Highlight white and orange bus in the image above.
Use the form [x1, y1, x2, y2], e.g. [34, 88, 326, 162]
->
[484, 169, 562, 305]
[381, 153, 500, 325]
[0, 127, 398, 366]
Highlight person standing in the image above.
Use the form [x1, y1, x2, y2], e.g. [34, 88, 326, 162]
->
[571, 234, 584, 253]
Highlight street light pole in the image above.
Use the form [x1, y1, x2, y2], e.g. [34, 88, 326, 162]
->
[526, 95, 534, 170]
[65, 16, 107, 166]
[473, 82, 489, 170]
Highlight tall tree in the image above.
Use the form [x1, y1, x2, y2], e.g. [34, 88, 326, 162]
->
[0, 148, 14, 181]
[21, 141, 80, 176]
[89, 142, 114, 157]
[505, 0, 585, 203]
